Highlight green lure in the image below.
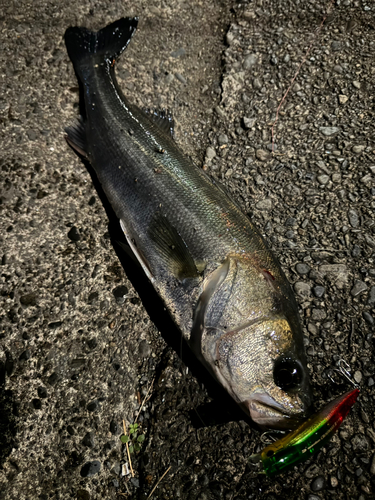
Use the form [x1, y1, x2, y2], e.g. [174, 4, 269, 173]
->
[250, 388, 359, 477]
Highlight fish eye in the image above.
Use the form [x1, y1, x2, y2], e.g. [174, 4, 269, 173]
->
[273, 357, 303, 391]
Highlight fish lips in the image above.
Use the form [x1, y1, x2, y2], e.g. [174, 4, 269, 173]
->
[244, 394, 308, 430]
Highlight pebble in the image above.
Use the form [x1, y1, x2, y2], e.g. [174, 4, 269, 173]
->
[311, 476, 324, 492]
[313, 286, 325, 298]
[352, 145, 366, 154]
[317, 174, 329, 185]
[351, 281, 368, 297]
[138, 339, 151, 358]
[113, 285, 129, 304]
[27, 129, 38, 141]
[20, 293, 37, 307]
[296, 263, 310, 275]
[243, 53, 257, 68]
[80, 461, 101, 478]
[112, 462, 121, 476]
[218, 133, 228, 145]
[352, 245, 361, 257]
[363, 311, 374, 325]
[308, 322, 318, 335]
[353, 80, 361, 89]
[110, 420, 120, 435]
[87, 400, 100, 412]
[351, 435, 370, 453]
[256, 149, 271, 161]
[319, 126, 340, 136]
[348, 208, 360, 227]
[174, 73, 186, 84]
[37, 386, 48, 398]
[82, 432, 95, 448]
[307, 496, 321, 500]
[354, 371, 362, 383]
[330, 477, 338, 488]
[205, 146, 216, 160]
[68, 226, 81, 242]
[255, 199, 272, 211]
[331, 41, 341, 51]
[170, 47, 186, 58]
[243, 116, 255, 129]
[294, 282, 311, 297]
[253, 77, 262, 89]
[339, 94, 349, 104]
[311, 309, 327, 321]
[77, 490, 90, 500]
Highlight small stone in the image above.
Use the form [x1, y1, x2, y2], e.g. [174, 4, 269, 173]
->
[317, 174, 329, 185]
[113, 285, 129, 304]
[67, 226, 80, 242]
[82, 432, 95, 448]
[243, 53, 257, 68]
[319, 126, 340, 136]
[32, 398, 42, 409]
[138, 340, 151, 358]
[255, 199, 272, 211]
[351, 434, 370, 453]
[311, 476, 324, 492]
[367, 287, 375, 305]
[311, 309, 327, 321]
[67, 425, 75, 436]
[307, 496, 321, 500]
[313, 286, 325, 298]
[256, 149, 271, 161]
[243, 116, 256, 129]
[332, 173, 341, 182]
[87, 400, 99, 412]
[110, 420, 120, 435]
[353, 80, 361, 89]
[80, 461, 101, 478]
[27, 130, 38, 141]
[363, 312, 374, 325]
[331, 41, 341, 51]
[354, 371, 362, 383]
[218, 133, 228, 145]
[351, 281, 368, 297]
[253, 78, 262, 89]
[170, 47, 186, 58]
[294, 282, 311, 297]
[348, 209, 360, 227]
[174, 73, 187, 84]
[368, 378, 374, 387]
[47, 372, 59, 386]
[339, 94, 349, 104]
[20, 293, 37, 307]
[205, 147, 216, 160]
[112, 462, 121, 476]
[352, 245, 361, 257]
[333, 65, 343, 74]
[308, 323, 318, 335]
[87, 292, 98, 304]
[131, 478, 140, 488]
[352, 145, 366, 154]
[37, 386, 48, 398]
[319, 264, 348, 289]
[77, 490, 90, 500]
[296, 263, 310, 275]
[112, 479, 119, 488]
[330, 477, 338, 488]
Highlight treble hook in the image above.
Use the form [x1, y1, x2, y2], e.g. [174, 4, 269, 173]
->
[327, 359, 359, 389]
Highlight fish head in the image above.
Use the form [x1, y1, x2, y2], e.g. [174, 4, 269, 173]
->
[198, 256, 312, 430]
[204, 317, 312, 430]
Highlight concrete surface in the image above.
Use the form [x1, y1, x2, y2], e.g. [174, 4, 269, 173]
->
[1, 0, 374, 499]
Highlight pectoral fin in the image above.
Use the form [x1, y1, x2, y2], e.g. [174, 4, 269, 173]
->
[148, 213, 199, 281]
[120, 220, 155, 283]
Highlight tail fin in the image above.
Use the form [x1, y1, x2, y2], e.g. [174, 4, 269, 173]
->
[64, 17, 138, 71]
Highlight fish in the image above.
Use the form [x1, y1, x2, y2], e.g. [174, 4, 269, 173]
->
[64, 17, 312, 430]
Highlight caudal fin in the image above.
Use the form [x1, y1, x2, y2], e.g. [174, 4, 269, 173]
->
[64, 17, 138, 72]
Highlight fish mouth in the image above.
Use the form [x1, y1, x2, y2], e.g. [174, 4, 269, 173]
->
[245, 394, 306, 430]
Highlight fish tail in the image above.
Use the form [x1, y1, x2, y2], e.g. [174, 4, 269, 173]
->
[64, 17, 138, 73]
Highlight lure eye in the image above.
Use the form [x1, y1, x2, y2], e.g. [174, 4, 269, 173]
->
[274, 358, 303, 391]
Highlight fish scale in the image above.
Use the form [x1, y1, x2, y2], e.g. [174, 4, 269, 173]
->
[64, 17, 312, 430]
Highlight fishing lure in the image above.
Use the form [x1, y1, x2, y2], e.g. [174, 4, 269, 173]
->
[249, 388, 359, 477]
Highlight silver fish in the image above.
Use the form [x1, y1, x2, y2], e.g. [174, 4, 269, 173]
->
[64, 17, 312, 429]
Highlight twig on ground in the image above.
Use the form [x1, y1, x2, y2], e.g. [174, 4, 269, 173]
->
[123, 419, 134, 477]
[147, 466, 172, 499]
[135, 377, 155, 424]
[271, 0, 336, 152]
